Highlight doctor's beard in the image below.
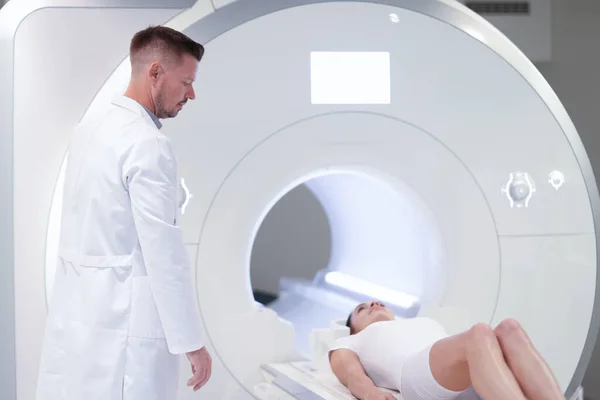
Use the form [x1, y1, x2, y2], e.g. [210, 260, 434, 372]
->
[153, 85, 183, 119]
[154, 93, 176, 119]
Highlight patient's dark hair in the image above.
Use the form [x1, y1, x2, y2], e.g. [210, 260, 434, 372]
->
[345, 312, 354, 334]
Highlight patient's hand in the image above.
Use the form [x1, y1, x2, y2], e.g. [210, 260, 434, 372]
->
[330, 349, 394, 400]
[365, 388, 396, 400]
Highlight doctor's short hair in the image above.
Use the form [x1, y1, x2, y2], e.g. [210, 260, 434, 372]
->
[130, 26, 204, 69]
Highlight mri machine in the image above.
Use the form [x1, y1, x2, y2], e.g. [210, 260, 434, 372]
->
[1, 0, 599, 399]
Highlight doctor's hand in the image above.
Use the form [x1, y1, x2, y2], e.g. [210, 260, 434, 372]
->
[186, 347, 212, 391]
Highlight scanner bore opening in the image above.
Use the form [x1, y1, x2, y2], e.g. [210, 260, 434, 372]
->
[248, 169, 445, 356]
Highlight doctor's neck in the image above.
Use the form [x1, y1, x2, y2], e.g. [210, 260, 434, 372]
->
[124, 78, 158, 116]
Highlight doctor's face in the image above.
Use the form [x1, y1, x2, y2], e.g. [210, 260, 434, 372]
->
[348, 300, 395, 334]
[154, 53, 198, 119]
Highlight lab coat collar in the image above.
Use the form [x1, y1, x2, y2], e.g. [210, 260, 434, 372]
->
[140, 104, 163, 130]
[111, 95, 161, 130]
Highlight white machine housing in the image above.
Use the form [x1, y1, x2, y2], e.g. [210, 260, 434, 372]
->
[1, 0, 598, 399]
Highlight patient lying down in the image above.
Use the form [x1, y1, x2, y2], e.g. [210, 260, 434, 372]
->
[328, 300, 566, 400]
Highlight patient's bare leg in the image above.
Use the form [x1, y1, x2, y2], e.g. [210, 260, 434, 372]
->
[429, 323, 527, 400]
[427, 330, 471, 392]
[494, 319, 565, 400]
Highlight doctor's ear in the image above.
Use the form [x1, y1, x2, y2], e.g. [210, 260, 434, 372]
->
[148, 62, 164, 82]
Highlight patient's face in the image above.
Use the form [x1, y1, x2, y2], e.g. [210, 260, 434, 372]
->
[350, 300, 395, 334]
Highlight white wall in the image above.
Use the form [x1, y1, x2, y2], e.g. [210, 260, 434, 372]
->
[535, 2, 600, 398]
[249, 0, 600, 397]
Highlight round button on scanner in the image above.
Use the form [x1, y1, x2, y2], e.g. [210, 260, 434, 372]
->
[502, 172, 536, 208]
[509, 180, 530, 201]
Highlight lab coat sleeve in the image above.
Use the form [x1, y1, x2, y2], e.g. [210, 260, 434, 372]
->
[124, 134, 204, 355]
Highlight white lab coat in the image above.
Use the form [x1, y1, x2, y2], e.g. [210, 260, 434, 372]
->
[35, 95, 204, 400]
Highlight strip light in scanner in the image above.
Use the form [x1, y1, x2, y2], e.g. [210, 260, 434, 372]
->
[324, 271, 419, 309]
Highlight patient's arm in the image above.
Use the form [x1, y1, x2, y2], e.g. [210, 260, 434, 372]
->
[329, 349, 391, 400]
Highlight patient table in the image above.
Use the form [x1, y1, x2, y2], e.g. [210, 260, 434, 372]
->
[252, 308, 585, 400]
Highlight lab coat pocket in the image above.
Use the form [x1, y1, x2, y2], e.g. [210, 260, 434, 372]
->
[129, 277, 166, 339]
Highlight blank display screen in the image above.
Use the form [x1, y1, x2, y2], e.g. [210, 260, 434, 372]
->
[310, 51, 391, 105]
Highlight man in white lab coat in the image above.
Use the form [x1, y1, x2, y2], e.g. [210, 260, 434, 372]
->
[35, 26, 212, 400]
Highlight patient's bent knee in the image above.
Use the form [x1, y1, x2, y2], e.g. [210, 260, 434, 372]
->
[469, 323, 495, 341]
[464, 323, 496, 359]
[500, 318, 522, 331]
[495, 318, 524, 338]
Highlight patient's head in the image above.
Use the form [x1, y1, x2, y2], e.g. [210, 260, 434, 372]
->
[345, 300, 395, 334]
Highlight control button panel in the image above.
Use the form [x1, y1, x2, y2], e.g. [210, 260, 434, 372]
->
[502, 172, 536, 208]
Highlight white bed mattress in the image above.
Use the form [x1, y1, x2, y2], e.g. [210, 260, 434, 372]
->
[255, 361, 485, 400]
[256, 361, 403, 400]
